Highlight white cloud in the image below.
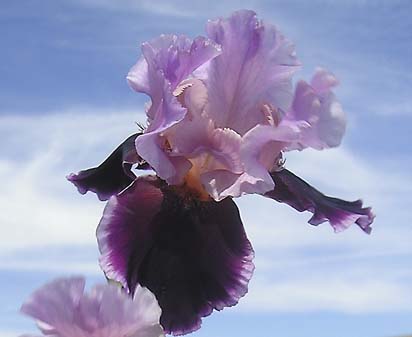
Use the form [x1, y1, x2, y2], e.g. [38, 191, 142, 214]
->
[0, 108, 145, 253]
[244, 277, 412, 313]
[0, 331, 21, 337]
[234, 145, 412, 313]
[0, 258, 100, 275]
[370, 101, 412, 117]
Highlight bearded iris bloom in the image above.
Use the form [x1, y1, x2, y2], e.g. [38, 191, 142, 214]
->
[20, 277, 164, 337]
[68, 10, 374, 335]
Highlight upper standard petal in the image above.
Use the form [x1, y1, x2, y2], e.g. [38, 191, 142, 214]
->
[127, 34, 221, 123]
[205, 9, 300, 134]
[127, 35, 221, 184]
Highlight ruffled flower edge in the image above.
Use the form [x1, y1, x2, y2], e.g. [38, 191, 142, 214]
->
[97, 176, 254, 335]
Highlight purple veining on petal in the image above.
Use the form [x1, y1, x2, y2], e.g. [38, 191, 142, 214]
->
[265, 168, 375, 233]
[67, 133, 142, 201]
[20, 276, 165, 337]
[205, 9, 300, 134]
[97, 176, 254, 335]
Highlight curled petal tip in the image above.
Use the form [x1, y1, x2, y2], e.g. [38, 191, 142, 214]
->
[266, 169, 375, 234]
[355, 206, 375, 234]
[67, 134, 141, 201]
[66, 172, 88, 195]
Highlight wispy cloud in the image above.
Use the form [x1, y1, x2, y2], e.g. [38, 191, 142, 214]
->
[0, 109, 144, 253]
[0, 245, 101, 275]
[368, 101, 412, 117]
[0, 331, 21, 337]
[235, 142, 412, 313]
[244, 276, 412, 313]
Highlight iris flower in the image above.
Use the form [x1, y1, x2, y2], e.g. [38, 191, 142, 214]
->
[68, 10, 374, 335]
[20, 277, 164, 337]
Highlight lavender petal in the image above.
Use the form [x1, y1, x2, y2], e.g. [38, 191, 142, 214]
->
[206, 9, 300, 134]
[127, 35, 221, 184]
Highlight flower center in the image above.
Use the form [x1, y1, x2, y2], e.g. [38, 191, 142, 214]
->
[183, 169, 209, 201]
[182, 155, 212, 201]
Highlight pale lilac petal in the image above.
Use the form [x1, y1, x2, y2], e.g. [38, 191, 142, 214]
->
[97, 176, 254, 335]
[167, 81, 242, 172]
[314, 91, 345, 148]
[207, 127, 243, 173]
[265, 169, 375, 233]
[21, 277, 164, 337]
[134, 81, 187, 183]
[208, 123, 302, 199]
[165, 82, 247, 199]
[67, 134, 141, 201]
[172, 122, 245, 201]
[201, 170, 265, 201]
[128, 35, 221, 92]
[135, 123, 192, 185]
[205, 9, 300, 134]
[21, 277, 85, 336]
[287, 69, 346, 150]
[126, 57, 150, 95]
[198, 122, 306, 200]
[165, 79, 213, 155]
[127, 35, 220, 184]
[310, 67, 339, 93]
[86, 284, 162, 336]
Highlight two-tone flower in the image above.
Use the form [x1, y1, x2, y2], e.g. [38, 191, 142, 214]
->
[68, 9, 374, 335]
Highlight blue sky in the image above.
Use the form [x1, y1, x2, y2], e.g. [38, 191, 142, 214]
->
[0, 1, 411, 336]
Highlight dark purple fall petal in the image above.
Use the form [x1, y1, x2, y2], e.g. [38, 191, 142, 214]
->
[265, 169, 375, 233]
[67, 133, 143, 201]
[97, 176, 254, 336]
